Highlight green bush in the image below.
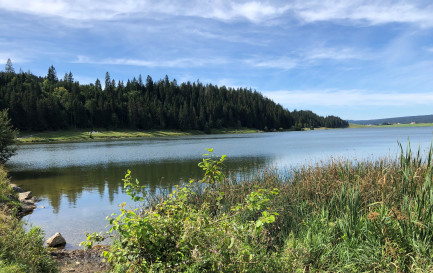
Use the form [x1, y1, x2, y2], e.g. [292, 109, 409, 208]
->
[0, 208, 58, 273]
[83, 150, 280, 272]
[0, 166, 57, 273]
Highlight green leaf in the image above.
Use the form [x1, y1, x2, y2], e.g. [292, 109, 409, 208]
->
[228, 237, 235, 249]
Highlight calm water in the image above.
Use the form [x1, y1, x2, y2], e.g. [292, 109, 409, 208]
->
[6, 127, 433, 249]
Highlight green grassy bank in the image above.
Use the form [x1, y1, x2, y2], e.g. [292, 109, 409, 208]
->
[17, 128, 262, 144]
[83, 144, 433, 272]
[0, 166, 58, 272]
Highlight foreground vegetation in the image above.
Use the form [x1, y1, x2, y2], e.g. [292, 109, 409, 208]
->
[84, 144, 433, 272]
[17, 128, 261, 144]
[0, 166, 58, 272]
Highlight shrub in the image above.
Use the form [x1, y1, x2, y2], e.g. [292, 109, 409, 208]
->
[83, 150, 280, 272]
[0, 212, 58, 273]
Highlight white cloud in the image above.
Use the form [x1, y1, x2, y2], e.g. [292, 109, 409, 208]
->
[3, 0, 431, 27]
[76, 45, 367, 71]
[290, 0, 433, 28]
[0, 0, 288, 23]
[0, 0, 147, 21]
[190, 29, 268, 46]
[246, 56, 298, 70]
[74, 55, 229, 68]
[244, 46, 368, 70]
[0, 41, 34, 64]
[229, 2, 289, 23]
[306, 47, 369, 61]
[0, 54, 29, 64]
[263, 89, 433, 107]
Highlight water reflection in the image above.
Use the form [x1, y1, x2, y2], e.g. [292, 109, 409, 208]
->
[9, 157, 269, 214]
[6, 127, 433, 248]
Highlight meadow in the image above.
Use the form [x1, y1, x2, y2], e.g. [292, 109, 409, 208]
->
[17, 128, 261, 144]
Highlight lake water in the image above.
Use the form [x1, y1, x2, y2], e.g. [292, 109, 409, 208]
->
[6, 127, 433, 249]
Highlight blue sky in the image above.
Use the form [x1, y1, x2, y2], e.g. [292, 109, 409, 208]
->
[1, 0, 433, 120]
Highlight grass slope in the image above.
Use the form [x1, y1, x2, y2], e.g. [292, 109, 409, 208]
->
[17, 128, 262, 144]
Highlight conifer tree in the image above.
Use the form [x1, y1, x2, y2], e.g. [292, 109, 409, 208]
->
[5, 58, 14, 73]
[0, 109, 18, 163]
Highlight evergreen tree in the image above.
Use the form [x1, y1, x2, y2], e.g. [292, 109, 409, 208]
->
[47, 65, 58, 82]
[5, 58, 14, 73]
[0, 109, 18, 163]
[0, 65, 349, 132]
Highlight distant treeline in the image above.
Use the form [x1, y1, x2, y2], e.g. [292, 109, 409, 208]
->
[0, 62, 349, 132]
[349, 115, 433, 125]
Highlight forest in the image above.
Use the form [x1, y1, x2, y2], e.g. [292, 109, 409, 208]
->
[0, 61, 349, 132]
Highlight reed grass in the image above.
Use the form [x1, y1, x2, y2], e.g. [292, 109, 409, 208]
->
[159, 142, 433, 271]
[88, 141, 433, 272]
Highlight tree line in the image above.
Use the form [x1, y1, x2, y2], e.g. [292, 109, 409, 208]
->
[0, 60, 349, 132]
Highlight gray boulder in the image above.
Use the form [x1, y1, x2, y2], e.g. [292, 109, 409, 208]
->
[18, 191, 32, 202]
[46, 232, 66, 247]
[21, 203, 37, 213]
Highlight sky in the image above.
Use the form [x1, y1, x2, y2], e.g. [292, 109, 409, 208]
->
[1, 0, 433, 120]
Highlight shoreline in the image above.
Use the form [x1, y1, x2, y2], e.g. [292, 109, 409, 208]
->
[17, 128, 264, 144]
[16, 123, 433, 144]
[5, 136, 433, 270]
[349, 122, 433, 128]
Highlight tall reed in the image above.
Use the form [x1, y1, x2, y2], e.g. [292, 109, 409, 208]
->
[176, 142, 433, 271]
[111, 142, 433, 272]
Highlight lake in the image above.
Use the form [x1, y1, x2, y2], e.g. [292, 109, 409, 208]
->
[6, 127, 433, 249]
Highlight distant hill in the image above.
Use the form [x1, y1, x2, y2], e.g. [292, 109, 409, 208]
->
[349, 114, 433, 125]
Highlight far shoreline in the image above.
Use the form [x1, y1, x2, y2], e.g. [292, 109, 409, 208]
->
[16, 128, 265, 144]
[17, 123, 431, 144]
[349, 122, 433, 129]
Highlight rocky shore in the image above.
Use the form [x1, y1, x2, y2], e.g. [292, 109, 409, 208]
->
[9, 182, 111, 272]
[9, 183, 38, 217]
[50, 246, 111, 273]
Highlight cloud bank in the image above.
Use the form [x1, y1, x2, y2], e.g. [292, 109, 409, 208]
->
[1, 0, 433, 27]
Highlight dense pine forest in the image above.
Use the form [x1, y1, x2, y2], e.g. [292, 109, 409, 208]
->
[0, 61, 348, 132]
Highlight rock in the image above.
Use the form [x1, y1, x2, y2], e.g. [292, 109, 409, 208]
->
[18, 191, 32, 202]
[21, 203, 37, 213]
[47, 232, 66, 247]
[20, 195, 37, 214]
[10, 183, 25, 193]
